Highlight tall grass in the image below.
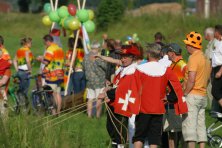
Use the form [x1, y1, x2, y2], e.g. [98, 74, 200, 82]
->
[0, 12, 221, 147]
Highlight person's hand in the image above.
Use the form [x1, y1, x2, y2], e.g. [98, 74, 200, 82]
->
[162, 96, 168, 104]
[36, 56, 43, 62]
[106, 80, 111, 86]
[104, 97, 110, 103]
[98, 92, 107, 99]
[215, 71, 222, 78]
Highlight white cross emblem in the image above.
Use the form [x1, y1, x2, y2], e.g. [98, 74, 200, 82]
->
[118, 90, 135, 111]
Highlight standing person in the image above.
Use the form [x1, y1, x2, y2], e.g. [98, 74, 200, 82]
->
[211, 25, 222, 108]
[98, 44, 141, 148]
[83, 42, 106, 118]
[132, 43, 188, 148]
[182, 31, 211, 148]
[13, 37, 33, 96]
[0, 35, 11, 63]
[204, 27, 215, 107]
[164, 43, 187, 148]
[0, 50, 11, 119]
[105, 39, 120, 84]
[154, 32, 165, 48]
[64, 37, 85, 95]
[37, 35, 64, 115]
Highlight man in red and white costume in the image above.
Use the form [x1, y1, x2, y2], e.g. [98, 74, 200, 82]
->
[99, 44, 140, 148]
[132, 45, 188, 148]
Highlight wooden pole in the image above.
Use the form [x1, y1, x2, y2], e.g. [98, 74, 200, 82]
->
[77, 0, 81, 10]
[82, 0, 86, 9]
[64, 30, 80, 96]
[64, 0, 82, 96]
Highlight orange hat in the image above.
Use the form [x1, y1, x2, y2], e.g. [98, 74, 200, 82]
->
[183, 31, 202, 49]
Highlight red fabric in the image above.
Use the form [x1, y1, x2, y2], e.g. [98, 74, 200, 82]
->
[132, 67, 188, 115]
[114, 74, 139, 117]
[50, 29, 60, 36]
[121, 45, 140, 56]
[0, 59, 11, 76]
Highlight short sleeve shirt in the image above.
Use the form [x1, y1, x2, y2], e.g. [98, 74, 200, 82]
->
[184, 50, 211, 96]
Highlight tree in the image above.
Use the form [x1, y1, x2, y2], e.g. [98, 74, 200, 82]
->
[96, 0, 125, 30]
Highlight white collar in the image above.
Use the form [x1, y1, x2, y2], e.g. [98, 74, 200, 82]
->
[115, 63, 137, 78]
[136, 61, 167, 77]
[158, 55, 172, 68]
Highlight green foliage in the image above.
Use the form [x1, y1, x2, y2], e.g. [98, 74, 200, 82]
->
[96, 0, 125, 30]
[0, 12, 222, 147]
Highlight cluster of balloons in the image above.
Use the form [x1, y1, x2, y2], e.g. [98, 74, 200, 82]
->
[42, 3, 96, 33]
[125, 33, 140, 44]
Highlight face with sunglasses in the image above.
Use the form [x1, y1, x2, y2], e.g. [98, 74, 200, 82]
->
[120, 54, 134, 67]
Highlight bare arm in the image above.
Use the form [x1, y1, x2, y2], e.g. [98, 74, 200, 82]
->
[13, 56, 18, 72]
[96, 55, 122, 66]
[25, 51, 32, 72]
[183, 71, 196, 96]
[0, 75, 9, 87]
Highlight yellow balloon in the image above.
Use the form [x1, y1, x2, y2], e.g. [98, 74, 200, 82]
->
[42, 15, 52, 26]
[68, 18, 81, 30]
[88, 10, 94, 20]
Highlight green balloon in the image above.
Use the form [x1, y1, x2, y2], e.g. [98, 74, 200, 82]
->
[64, 16, 73, 29]
[68, 18, 80, 30]
[83, 20, 95, 33]
[44, 3, 51, 14]
[49, 11, 60, 22]
[88, 10, 94, 20]
[58, 6, 69, 18]
[77, 9, 89, 22]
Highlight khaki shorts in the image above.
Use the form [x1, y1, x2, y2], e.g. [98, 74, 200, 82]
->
[182, 94, 207, 142]
[86, 88, 104, 100]
[45, 83, 61, 93]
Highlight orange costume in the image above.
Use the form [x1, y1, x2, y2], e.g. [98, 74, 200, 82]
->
[170, 56, 187, 84]
[16, 47, 33, 67]
[43, 43, 64, 84]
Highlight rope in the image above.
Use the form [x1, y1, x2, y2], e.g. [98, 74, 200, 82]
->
[32, 100, 104, 130]
[32, 100, 90, 123]
[32, 100, 93, 129]
[104, 103, 128, 145]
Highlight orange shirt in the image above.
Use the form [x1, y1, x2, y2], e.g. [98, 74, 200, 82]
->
[0, 47, 11, 61]
[184, 50, 211, 96]
[171, 56, 187, 84]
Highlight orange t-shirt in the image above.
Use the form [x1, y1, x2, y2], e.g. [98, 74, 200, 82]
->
[184, 50, 211, 96]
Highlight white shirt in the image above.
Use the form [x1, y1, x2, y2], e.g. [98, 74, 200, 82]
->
[205, 39, 216, 60]
[212, 39, 222, 67]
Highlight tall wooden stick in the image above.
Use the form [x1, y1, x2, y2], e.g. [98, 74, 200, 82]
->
[77, 0, 81, 10]
[64, 30, 80, 96]
[55, 0, 59, 10]
[82, 0, 86, 9]
[50, 0, 55, 11]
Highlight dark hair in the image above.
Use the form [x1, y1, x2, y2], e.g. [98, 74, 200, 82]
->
[43, 34, 53, 42]
[154, 32, 165, 41]
[76, 38, 83, 48]
[106, 39, 116, 50]
[68, 37, 75, 49]
[215, 25, 222, 35]
[68, 37, 83, 49]
[0, 35, 4, 45]
[20, 37, 32, 46]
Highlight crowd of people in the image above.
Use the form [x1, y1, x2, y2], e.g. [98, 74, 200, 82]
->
[0, 24, 222, 148]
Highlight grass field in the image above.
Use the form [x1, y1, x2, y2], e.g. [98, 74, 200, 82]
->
[0, 12, 221, 147]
